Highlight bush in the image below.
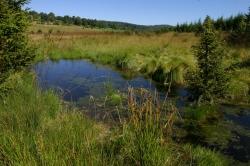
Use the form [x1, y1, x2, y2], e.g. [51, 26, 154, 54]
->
[37, 29, 43, 33]
[48, 29, 53, 34]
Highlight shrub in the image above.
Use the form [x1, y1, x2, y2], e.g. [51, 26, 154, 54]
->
[48, 29, 53, 34]
[37, 29, 43, 33]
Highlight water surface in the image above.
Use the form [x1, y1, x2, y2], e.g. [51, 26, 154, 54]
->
[34, 60, 174, 102]
[34, 59, 250, 163]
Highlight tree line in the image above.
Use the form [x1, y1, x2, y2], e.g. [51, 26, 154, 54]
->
[28, 9, 250, 41]
[175, 8, 250, 46]
[175, 10, 249, 33]
[28, 11, 173, 32]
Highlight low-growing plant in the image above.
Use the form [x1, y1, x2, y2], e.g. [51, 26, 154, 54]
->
[181, 105, 232, 148]
[37, 29, 43, 33]
[0, 73, 228, 165]
[102, 88, 228, 165]
[48, 29, 53, 34]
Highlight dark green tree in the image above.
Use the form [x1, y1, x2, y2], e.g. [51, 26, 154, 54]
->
[188, 16, 229, 104]
[47, 12, 56, 22]
[229, 14, 247, 45]
[246, 7, 250, 46]
[0, 0, 34, 83]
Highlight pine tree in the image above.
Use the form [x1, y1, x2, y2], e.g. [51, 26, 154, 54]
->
[246, 7, 250, 46]
[0, 0, 34, 83]
[188, 16, 229, 104]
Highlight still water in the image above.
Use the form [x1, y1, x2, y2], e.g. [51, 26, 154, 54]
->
[34, 60, 186, 103]
[34, 59, 250, 163]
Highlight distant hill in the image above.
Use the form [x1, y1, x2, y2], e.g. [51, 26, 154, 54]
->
[28, 11, 173, 32]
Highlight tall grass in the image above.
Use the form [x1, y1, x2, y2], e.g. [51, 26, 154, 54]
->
[0, 73, 227, 165]
[225, 47, 250, 104]
[31, 31, 197, 84]
[0, 72, 104, 165]
[30, 24, 250, 103]
[29, 24, 125, 34]
[102, 88, 228, 165]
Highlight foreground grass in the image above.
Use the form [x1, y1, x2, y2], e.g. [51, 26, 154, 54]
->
[0, 72, 103, 165]
[0, 72, 227, 165]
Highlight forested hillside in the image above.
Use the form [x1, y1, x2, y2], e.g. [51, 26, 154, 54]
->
[28, 11, 173, 32]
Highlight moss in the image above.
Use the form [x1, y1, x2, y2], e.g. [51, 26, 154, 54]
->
[180, 106, 232, 149]
[109, 93, 123, 106]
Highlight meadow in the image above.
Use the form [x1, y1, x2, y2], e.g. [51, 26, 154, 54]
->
[31, 24, 250, 104]
[0, 72, 227, 165]
[0, 23, 249, 165]
[2, 0, 250, 164]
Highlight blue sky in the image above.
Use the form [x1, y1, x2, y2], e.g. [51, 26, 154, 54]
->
[26, 0, 250, 25]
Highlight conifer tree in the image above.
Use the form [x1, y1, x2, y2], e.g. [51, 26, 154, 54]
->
[188, 16, 229, 104]
[246, 7, 250, 46]
[0, 0, 34, 83]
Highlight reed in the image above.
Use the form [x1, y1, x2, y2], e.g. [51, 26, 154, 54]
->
[0, 73, 227, 165]
[29, 24, 250, 103]
[101, 88, 227, 165]
[0, 72, 104, 165]
[31, 30, 197, 84]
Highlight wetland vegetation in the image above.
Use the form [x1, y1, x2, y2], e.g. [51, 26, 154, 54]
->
[0, 0, 250, 165]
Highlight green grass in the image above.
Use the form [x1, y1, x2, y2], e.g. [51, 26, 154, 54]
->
[29, 23, 124, 34]
[30, 25, 250, 101]
[182, 106, 232, 148]
[225, 47, 250, 104]
[104, 124, 228, 166]
[31, 30, 197, 84]
[0, 72, 104, 165]
[3, 24, 246, 165]
[0, 72, 227, 165]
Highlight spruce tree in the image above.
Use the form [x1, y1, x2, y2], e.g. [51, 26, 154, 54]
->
[246, 7, 250, 46]
[188, 16, 229, 104]
[0, 0, 34, 83]
[229, 14, 247, 45]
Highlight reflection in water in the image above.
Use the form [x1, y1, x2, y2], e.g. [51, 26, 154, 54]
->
[34, 60, 250, 163]
[34, 60, 169, 102]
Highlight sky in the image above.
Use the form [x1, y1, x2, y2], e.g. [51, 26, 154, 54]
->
[26, 0, 250, 25]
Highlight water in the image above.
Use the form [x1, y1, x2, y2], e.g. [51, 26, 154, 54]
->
[34, 60, 250, 163]
[34, 60, 172, 102]
[222, 105, 250, 163]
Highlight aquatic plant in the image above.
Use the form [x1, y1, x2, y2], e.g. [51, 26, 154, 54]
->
[102, 88, 228, 165]
[32, 31, 197, 85]
[0, 73, 228, 165]
[0, 73, 103, 165]
[181, 105, 232, 148]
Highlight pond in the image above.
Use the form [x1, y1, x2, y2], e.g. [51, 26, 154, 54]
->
[34, 59, 250, 164]
[34, 60, 187, 105]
